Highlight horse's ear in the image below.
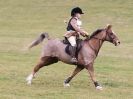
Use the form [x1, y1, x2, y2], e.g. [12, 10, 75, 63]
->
[105, 24, 112, 30]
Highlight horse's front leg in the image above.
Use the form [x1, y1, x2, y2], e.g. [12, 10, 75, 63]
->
[86, 63, 103, 90]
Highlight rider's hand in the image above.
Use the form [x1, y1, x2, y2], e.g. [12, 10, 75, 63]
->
[81, 31, 89, 37]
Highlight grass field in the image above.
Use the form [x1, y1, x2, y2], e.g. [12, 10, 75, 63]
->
[0, 0, 133, 99]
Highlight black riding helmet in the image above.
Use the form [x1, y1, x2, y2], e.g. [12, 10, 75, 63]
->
[71, 7, 84, 16]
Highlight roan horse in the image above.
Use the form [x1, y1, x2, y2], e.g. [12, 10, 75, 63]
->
[26, 25, 120, 90]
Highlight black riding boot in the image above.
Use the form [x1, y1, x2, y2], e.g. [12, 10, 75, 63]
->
[70, 46, 78, 63]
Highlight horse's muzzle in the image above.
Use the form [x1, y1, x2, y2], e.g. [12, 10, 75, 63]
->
[114, 40, 120, 46]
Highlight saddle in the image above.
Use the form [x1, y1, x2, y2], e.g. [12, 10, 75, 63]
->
[63, 37, 82, 57]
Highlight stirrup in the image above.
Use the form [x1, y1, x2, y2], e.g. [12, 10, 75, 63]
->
[71, 58, 78, 63]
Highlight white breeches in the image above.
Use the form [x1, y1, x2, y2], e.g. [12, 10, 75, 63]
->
[67, 36, 76, 47]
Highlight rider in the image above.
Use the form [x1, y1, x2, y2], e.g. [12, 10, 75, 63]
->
[64, 7, 88, 63]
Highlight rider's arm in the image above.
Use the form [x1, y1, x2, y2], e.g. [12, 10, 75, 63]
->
[70, 18, 88, 36]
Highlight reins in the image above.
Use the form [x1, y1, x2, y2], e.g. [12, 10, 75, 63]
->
[86, 29, 107, 56]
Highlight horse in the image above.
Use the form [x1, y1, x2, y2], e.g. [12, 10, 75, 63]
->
[26, 24, 120, 90]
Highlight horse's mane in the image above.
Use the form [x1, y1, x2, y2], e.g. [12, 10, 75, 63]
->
[86, 29, 103, 40]
[89, 29, 103, 38]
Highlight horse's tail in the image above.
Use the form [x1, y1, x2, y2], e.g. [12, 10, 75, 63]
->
[28, 32, 50, 49]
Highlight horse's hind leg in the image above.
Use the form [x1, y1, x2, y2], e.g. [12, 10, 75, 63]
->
[64, 65, 84, 87]
[26, 56, 58, 85]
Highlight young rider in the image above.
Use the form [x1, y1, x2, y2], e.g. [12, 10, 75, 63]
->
[64, 7, 88, 63]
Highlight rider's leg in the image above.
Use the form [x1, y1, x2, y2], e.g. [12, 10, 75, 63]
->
[67, 36, 77, 63]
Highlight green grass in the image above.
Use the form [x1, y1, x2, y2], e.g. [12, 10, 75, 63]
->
[0, 0, 133, 99]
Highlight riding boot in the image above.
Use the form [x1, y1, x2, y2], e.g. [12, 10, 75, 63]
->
[70, 46, 78, 63]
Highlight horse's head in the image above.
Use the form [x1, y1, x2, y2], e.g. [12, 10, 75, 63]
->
[104, 24, 120, 46]
[87, 24, 120, 46]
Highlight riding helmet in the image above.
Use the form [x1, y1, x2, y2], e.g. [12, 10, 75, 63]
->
[71, 7, 84, 16]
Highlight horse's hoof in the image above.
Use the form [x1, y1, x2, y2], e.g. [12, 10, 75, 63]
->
[63, 83, 70, 87]
[26, 74, 33, 85]
[26, 78, 32, 85]
[96, 86, 103, 90]
[26, 77, 32, 85]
